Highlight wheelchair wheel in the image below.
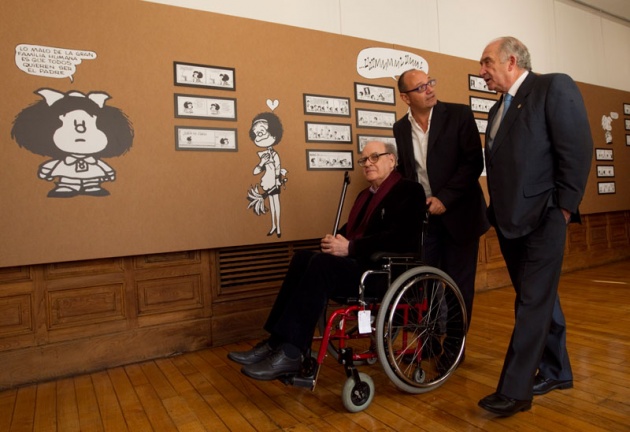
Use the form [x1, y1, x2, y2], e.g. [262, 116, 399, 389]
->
[375, 266, 466, 394]
[341, 372, 375, 412]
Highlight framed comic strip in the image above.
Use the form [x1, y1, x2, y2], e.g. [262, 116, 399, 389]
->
[305, 122, 352, 143]
[468, 74, 496, 94]
[173, 61, 235, 90]
[175, 126, 237, 151]
[303, 94, 350, 117]
[597, 181, 616, 194]
[475, 118, 488, 135]
[596, 165, 615, 178]
[470, 96, 497, 114]
[625, 119, 630, 130]
[357, 134, 396, 152]
[175, 94, 237, 120]
[624, 103, 630, 115]
[355, 108, 396, 129]
[306, 150, 353, 170]
[595, 148, 614, 161]
[354, 82, 396, 105]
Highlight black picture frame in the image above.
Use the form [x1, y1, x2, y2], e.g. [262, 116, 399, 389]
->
[175, 126, 237, 151]
[468, 74, 497, 94]
[357, 134, 396, 152]
[173, 61, 235, 90]
[596, 165, 615, 178]
[597, 181, 616, 194]
[469, 96, 498, 113]
[305, 121, 352, 143]
[475, 118, 488, 135]
[174, 94, 237, 121]
[595, 148, 614, 161]
[306, 149, 354, 170]
[624, 103, 630, 115]
[355, 108, 396, 129]
[354, 82, 396, 105]
[303, 94, 351, 117]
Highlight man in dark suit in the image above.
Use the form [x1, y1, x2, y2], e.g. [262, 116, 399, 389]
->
[394, 69, 489, 330]
[477, 36, 593, 416]
[227, 140, 426, 380]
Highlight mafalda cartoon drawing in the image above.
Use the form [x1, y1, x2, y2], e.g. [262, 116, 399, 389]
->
[11, 88, 134, 197]
[247, 111, 288, 238]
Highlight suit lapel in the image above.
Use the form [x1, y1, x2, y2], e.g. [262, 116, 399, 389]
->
[488, 73, 536, 157]
[428, 101, 446, 155]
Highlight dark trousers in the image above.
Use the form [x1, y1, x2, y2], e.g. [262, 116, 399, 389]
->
[495, 207, 573, 400]
[423, 216, 480, 329]
[264, 250, 362, 351]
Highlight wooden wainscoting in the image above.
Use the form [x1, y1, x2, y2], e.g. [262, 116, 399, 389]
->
[0, 211, 628, 389]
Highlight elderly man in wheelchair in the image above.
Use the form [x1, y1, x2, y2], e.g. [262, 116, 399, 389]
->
[228, 140, 467, 412]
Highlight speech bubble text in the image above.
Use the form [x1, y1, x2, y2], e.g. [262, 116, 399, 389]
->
[357, 47, 428, 80]
[15, 44, 97, 82]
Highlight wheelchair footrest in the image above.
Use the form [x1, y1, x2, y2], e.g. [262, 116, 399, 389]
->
[289, 375, 316, 390]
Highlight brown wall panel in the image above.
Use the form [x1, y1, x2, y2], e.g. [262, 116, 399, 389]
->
[1, 0, 628, 268]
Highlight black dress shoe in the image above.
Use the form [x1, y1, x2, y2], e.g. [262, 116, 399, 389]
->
[478, 393, 532, 417]
[533, 375, 573, 395]
[227, 341, 273, 365]
[241, 348, 302, 381]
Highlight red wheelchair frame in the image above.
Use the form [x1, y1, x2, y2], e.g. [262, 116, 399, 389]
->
[280, 255, 467, 412]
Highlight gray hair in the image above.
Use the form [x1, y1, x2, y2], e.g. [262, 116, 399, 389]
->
[494, 36, 532, 71]
[383, 141, 398, 162]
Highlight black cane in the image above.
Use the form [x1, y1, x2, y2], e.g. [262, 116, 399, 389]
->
[332, 171, 351, 236]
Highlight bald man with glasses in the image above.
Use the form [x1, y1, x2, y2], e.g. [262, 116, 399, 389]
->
[228, 141, 427, 381]
[394, 69, 489, 334]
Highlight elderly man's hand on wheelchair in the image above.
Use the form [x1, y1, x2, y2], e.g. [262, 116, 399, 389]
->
[321, 234, 349, 257]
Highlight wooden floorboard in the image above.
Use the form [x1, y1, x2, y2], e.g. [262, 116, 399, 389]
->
[1, 259, 629, 431]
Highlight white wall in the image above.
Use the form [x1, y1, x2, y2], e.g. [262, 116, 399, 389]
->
[144, 0, 630, 92]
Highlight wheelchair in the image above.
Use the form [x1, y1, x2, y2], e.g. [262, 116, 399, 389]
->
[279, 253, 467, 412]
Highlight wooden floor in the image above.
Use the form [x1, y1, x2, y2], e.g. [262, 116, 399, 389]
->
[1, 259, 629, 431]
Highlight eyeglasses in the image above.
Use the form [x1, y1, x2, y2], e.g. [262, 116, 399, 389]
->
[403, 78, 437, 94]
[357, 152, 390, 167]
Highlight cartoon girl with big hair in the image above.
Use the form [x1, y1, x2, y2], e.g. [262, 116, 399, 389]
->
[11, 88, 134, 197]
[246, 111, 287, 238]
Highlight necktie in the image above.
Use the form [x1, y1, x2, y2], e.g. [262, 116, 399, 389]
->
[487, 93, 513, 150]
[501, 94, 513, 121]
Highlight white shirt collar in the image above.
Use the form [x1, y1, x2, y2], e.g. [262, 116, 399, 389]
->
[507, 70, 529, 98]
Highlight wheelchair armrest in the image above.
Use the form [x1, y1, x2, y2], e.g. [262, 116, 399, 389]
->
[370, 251, 423, 262]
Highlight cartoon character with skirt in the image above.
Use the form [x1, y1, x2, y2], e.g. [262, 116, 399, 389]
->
[247, 112, 287, 237]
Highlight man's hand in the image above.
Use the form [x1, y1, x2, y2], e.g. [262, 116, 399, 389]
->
[561, 208, 571, 224]
[321, 234, 350, 257]
[426, 197, 446, 215]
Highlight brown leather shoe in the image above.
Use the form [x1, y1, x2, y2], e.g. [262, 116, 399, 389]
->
[478, 393, 532, 417]
[533, 375, 573, 395]
[227, 341, 273, 365]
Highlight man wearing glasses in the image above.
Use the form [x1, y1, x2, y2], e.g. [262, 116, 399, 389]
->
[228, 141, 426, 381]
[394, 69, 489, 333]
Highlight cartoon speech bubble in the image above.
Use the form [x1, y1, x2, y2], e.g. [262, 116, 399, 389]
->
[15, 44, 97, 82]
[357, 47, 428, 80]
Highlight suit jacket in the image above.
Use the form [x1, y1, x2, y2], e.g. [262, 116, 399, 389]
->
[339, 177, 426, 269]
[394, 101, 489, 244]
[485, 73, 593, 239]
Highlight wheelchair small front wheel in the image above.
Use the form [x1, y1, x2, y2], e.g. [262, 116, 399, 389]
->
[341, 372, 375, 413]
